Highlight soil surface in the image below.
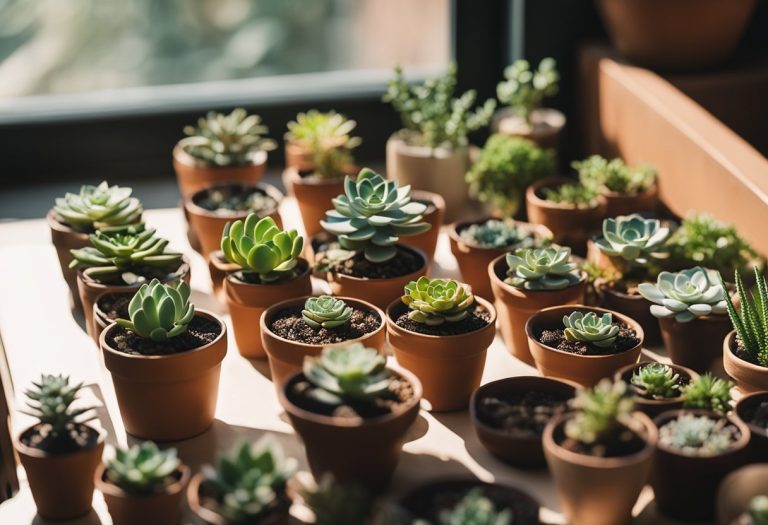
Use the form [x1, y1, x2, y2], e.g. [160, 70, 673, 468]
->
[538, 323, 640, 356]
[195, 187, 276, 214]
[97, 293, 131, 320]
[20, 423, 99, 454]
[328, 247, 423, 279]
[269, 305, 381, 344]
[742, 400, 768, 432]
[556, 422, 647, 458]
[394, 304, 491, 336]
[198, 481, 289, 522]
[476, 391, 571, 437]
[734, 336, 768, 367]
[107, 316, 221, 356]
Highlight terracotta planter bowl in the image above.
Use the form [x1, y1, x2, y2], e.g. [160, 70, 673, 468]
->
[47, 210, 91, 311]
[172, 143, 267, 199]
[492, 107, 566, 149]
[400, 189, 445, 262]
[659, 314, 732, 374]
[734, 391, 768, 462]
[724, 330, 768, 393]
[282, 167, 348, 238]
[614, 361, 699, 419]
[598, 185, 658, 218]
[594, 280, 662, 348]
[717, 464, 768, 525]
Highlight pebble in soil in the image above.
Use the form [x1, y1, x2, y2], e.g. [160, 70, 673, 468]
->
[538, 323, 640, 356]
[269, 305, 381, 345]
[395, 304, 491, 336]
[477, 391, 572, 437]
[20, 423, 100, 454]
[107, 316, 221, 356]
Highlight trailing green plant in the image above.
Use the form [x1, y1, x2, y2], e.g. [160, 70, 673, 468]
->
[302, 295, 354, 330]
[682, 373, 733, 415]
[748, 495, 768, 525]
[320, 168, 430, 263]
[574, 155, 656, 195]
[285, 110, 361, 180]
[458, 219, 543, 249]
[541, 183, 598, 209]
[562, 311, 619, 348]
[106, 441, 181, 495]
[630, 363, 682, 400]
[496, 57, 559, 125]
[115, 279, 195, 342]
[22, 374, 96, 447]
[302, 475, 376, 525]
[658, 413, 737, 455]
[383, 64, 496, 149]
[435, 488, 513, 525]
[721, 267, 768, 367]
[402, 277, 475, 326]
[595, 214, 670, 264]
[638, 266, 727, 323]
[53, 181, 143, 232]
[466, 134, 557, 217]
[504, 246, 581, 291]
[565, 379, 635, 445]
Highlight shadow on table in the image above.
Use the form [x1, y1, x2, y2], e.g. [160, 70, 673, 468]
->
[68, 295, 87, 334]
[244, 357, 273, 382]
[84, 383, 119, 450]
[32, 509, 102, 525]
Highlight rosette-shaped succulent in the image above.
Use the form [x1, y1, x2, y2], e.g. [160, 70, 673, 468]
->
[302, 296, 354, 330]
[402, 277, 475, 326]
[562, 311, 619, 348]
[594, 214, 670, 263]
[221, 215, 303, 283]
[630, 363, 681, 400]
[658, 414, 736, 455]
[458, 219, 532, 249]
[504, 246, 581, 290]
[682, 373, 733, 415]
[116, 279, 195, 342]
[437, 488, 513, 525]
[320, 169, 431, 263]
[54, 181, 143, 231]
[565, 380, 635, 445]
[106, 441, 181, 495]
[285, 110, 361, 150]
[638, 266, 727, 323]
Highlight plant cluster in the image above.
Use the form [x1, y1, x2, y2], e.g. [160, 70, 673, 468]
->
[639, 266, 727, 323]
[116, 279, 194, 342]
[574, 155, 656, 196]
[302, 296, 353, 330]
[106, 441, 180, 495]
[302, 475, 376, 525]
[682, 373, 733, 415]
[22, 374, 96, 444]
[562, 311, 619, 348]
[504, 246, 581, 291]
[630, 363, 681, 400]
[434, 488, 512, 525]
[565, 380, 635, 445]
[541, 182, 598, 209]
[658, 414, 737, 455]
[496, 57, 559, 124]
[458, 219, 540, 249]
[748, 495, 768, 525]
[402, 277, 475, 326]
[286, 110, 361, 180]
[722, 268, 768, 367]
[595, 215, 670, 265]
[54, 181, 143, 232]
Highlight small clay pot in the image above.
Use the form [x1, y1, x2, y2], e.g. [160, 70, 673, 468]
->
[16, 425, 105, 520]
[100, 310, 227, 441]
[93, 291, 133, 345]
[96, 463, 190, 525]
[400, 189, 445, 262]
[47, 209, 91, 311]
[526, 304, 644, 387]
[261, 296, 387, 389]
[208, 251, 239, 304]
[724, 330, 768, 393]
[386, 296, 497, 412]
[284, 141, 315, 172]
[225, 259, 313, 359]
[717, 464, 768, 525]
[734, 391, 768, 461]
[470, 375, 577, 467]
[651, 409, 751, 522]
[614, 361, 699, 419]
[543, 410, 657, 525]
[594, 280, 662, 348]
[598, 185, 658, 218]
[492, 107, 566, 149]
[659, 314, 732, 374]
[282, 167, 348, 237]
[489, 255, 586, 365]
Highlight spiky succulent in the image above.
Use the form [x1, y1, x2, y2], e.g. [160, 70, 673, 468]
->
[595, 214, 670, 264]
[630, 363, 682, 400]
[721, 268, 768, 367]
[542, 183, 599, 208]
[565, 380, 635, 445]
[302, 475, 375, 525]
[320, 169, 430, 263]
[302, 296, 354, 330]
[286, 110, 361, 180]
[458, 219, 538, 249]
[402, 277, 475, 326]
[574, 155, 656, 196]
[658, 414, 737, 455]
[504, 246, 581, 291]
[115, 279, 195, 342]
[106, 442, 181, 495]
[221, 215, 304, 283]
[182, 108, 276, 167]
[639, 266, 727, 323]
[682, 373, 733, 415]
[496, 57, 559, 124]
[436, 489, 513, 525]
[562, 311, 620, 348]
[748, 496, 768, 525]
[53, 181, 143, 232]
[22, 374, 96, 442]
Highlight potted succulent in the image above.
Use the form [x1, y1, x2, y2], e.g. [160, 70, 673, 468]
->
[279, 344, 422, 488]
[615, 361, 699, 418]
[301, 475, 381, 525]
[15, 374, 104, 520]
[543, 380, 657, 525]
[100, 279, 227, 440]
[401, 189, 445, 262]
[682, 372, 734, 415]
[734, 391, 768, 460]
[188, 437, 297, 525]
[220, 214, 312, 358]
[95, 441, 189, 525]
[384, 64, 496, 222]
[493, 57, 563, 148]
[574, 155, 658, 217]
[489, 246, 586, 365]
[386, 277, 496, 411]
[718, 466, 768, 525]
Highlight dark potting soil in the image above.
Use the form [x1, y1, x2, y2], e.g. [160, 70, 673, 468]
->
[269, 305, 381, 344]
[555, 422, 646, 458]
[97, 293, 131, 320]
[20, 423, 99, 454]
[734, 337, 768, 367]
[394, 304, 491, 336]
[107, 316, 221, 356]
[328, 248, 423, 279]
[538, 323, 640, 356]
[477, 391, 571, 437]
[199, 481, 290, 522]
[742, 400, 768, 432]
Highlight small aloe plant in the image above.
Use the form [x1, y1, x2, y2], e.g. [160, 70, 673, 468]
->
[721, 267, 768, 367]
[595, 214, 670, 264]
[402, 277, 475, 326]
[565, 380, 635, 445]
[54, 181, 143, 232]
[658, 413, 737, 455]
[435, 488, 513, 525]
[504, 246, 581, 291]
[562, 311, 619, 348]
[630, 363, 682, 400]
[639, 267, 727, 323]
[682, 373, 733, 415]
[302, 296, 354, 330]
[116, 279, 195, 342]
[22, 374, 97, 446]
[496, 57, 559, 125]
[106, 441, 181, 495]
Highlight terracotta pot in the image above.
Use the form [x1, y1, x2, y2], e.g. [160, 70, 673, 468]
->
[100, 310, 227, 441]
[717, 464, 768, 525]
[724, 330, 768, 394]
[261, 296, 387, 388]
[184, 182, 283, 258]
[47, 209, 91, 311]
[282, 167, 347, 237]
[526, 304, 644, 386]
[386, 296, 497, 412]
[279, 368, 421, 489]
[172, 142, 267, 199]
[734, 391, 768, 462]
[16, 425, 105, 520]
[400, 189, 445, 262]
[284, 141, 315, 172]
[93, 291, 133, 345]
[225, 259, 313, 359]
[470, 376, 577, 467]
[659, 314, 732, 374]
[95, 463, 190, 525]
[595, 0, 757, 72]
[614, 361, 699, 419]
[543, 410, 657, 525]
[598, 185, 658, 218]
[489, 255, 586, 365]
[208, 251, 238, 304]
[595, 280, 662, 347]
[492, 107, 566, 149]
[651, 409, 751, 521]
[386, 134, 470, 223]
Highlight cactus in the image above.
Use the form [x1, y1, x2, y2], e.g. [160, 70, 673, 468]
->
[115, 279, 195, 342]
[721, 268, 768, 367]
[302, 296, 354, 330]
[402, 277, 475, 326]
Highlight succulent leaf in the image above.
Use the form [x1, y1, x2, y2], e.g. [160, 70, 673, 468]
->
[402, 277, 475, 326]
[106, 441, 180, 495]
[639, 267, 727, 323]
[302, 296, 354, 330]
[595, 214, 670, 264]
[115, 279, 195, 342]
[504, 246, 581, 290]
[562, 311, 620, 348]
[53, 181, 143, 231]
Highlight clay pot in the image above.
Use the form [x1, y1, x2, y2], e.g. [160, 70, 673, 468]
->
[208, 251, 238, 304]
[717, 464, 768, 525]
[400, 189, 445, 262]
[724, 330, 768, 393]
[386, 296, 497, 412]
[526, 305, 644, 386]
[492, 107, 566, 149]
[93, 291, 133, 345]
[489, 255, 586, 365]
[16, 425, 105, 520]
[47, 210, 91, 311]
[614, 361, 699, 419]
[595, 281, 662, 347]
[470, 376, 577, 467]
[734, 391, 768, 461]
[595, 0, 757, 72]
[284, 141, 315, 172]
[279, 368, 421, 489]
[172, 142, 267, 199]
[96, 463, 190, 525]
[282, 167, 347, 237]
[188, 472, 290, 525]
[100, 310, 227, 441]
[598, 185, 658, 218]
[651, 409, 751, 522]
[543, 410, 657, 525]
[261, 296, 386, 388]
[659, 314, 732, 374]
[225, 259, 313, 359]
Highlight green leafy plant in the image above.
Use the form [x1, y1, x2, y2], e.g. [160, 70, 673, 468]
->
[504, 246, 581, 290]
[383, 64, 496, 149]
[496, 57, 559, 125]
[721, 268, 768, 367]
[302, 475, 375, 525]
[22, 374, 96, 446]
[565, 379, 635, 445]
[402, 277, 475, 326]
[574, 155, 656, 195]
[53, 181, 143, 232]
[638, 266, 727, 323]
[435, 488, 512, 525]
[630, 363, 682, 400]
[748, 495, 768, 525]
[458, 219, 542, 249]
[106, 441, 181, 495]
[115, 279, 194, 342]
[321, 168, 430, 263]
[302, 296, 354, 330]
[682, 373, 733, 415]
[595, 214, 670, 264]
[542, 183, 598, 209]
[658, 413, 737, 455]
[285, 110, 361, 180]
[562, 311, 619, 348]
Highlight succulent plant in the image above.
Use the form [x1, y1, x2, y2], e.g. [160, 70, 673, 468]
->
[320, 168, 430, 263]
[435, 488, 513, 525]
[181, 108, 276, 167]
[638, 266, 728, 323]
[658, 413, 737, 455]
[574, 155, 656, 195]
[722, 268, 768, 367]
[302, 475, 375, 525]
[458, 219, 540, 249]
[630, 363, 682, 400]
[565, 379, 635, 445]
[401, 277, 475, 326]
[682, 373, 733, 415]
[106, 441, 181, 495]
[504, 246, 581, 291]
[562, 311, 620, 348]
[595, 214, 670, 264]
[221, 215, 304, 283]
[53, 181, 143, 232]
[748, 495, 768, 525]
[115, 279, 195, 342]
[286, 110, 361, 148]
[302, 296, 354, 330]
[541, 183, 599, 208]
[496, 57, 559, 125]
[22, 374, 96, 445]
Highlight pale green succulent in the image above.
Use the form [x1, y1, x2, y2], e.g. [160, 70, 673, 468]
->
[497, 57, 559, 124]
[562, 311, 620, 348]
[658, 414, 737, 455]
[722, 268, 768, 367]
[574, 155, 656, 195]
[458, 219, 535, 249]
[116, 279, 195, 342]
[748, 495, 768, 525]
[630, 363, 682, 400]
[22, 374, 96, 443]
[504, 246, 581, 290]
[436, 488, 513, 525]
[302, 296, 354, 330]
[682, 373, 733, 415]
[638, 266, 727, 323]
[565, 380, 635, 445]
[106, 441, 181, 495]
[53, 181, 143, 232]
[595, 214, 670, 264]
[402, 277, 475, 326]
[542, 183, 599, 208]
[321, 169, 430, 263]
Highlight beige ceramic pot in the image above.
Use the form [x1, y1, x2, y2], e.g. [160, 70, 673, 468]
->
[47, 210, 91, 311]
[614, 361, 699, 419]
[724, 330, 768, 394]
[172, 142, 267, 199]
[659, 314, 732, 374]
[282, 167, 348, 237]
[717, 464, 768, 525]
[492, 107, 566, 149]
[400, 189, 445, 262]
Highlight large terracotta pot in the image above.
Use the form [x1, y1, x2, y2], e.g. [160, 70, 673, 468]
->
[47, 210, 91, 311]
[100, 310, 227, 441]
[282, 167, 347, 237]
[225, 259, 313, 359]
[595, 281, 662, 347]
[717, 464, 768, 525]
[284, 141, 314, 172]
[526, 305, 644, 386]
[724, 330, 768, 394]
[400, 189, 445, 263]
[598, 185, 658, 218]
[261, 296, 386, 389]
[595, 0, 757, 72]
[492, 107, 566, 149]
[543, 410, 657, 525]
[659, 314, 732, 374]
[386, 296, 497, 412]
[734, 391, 768, 461]
[279, 368, 422, 489]
[16, 425, 105, 520]
[172, 142, 267, 199]
[489, 255, 586, 365]
[614, 361, 699, 419]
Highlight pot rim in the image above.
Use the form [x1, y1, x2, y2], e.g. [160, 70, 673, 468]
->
[448, 217, 553, 253]
[488, 253, 588, 299]
[173, 141, 268, 170]
[652, 409, 751, 458]
[409, 189, 446, 217]
[734, 390, 768, 438]
[224, 257, 312, 288]
[614, 361, 699, 407]
[325, 244, 428, 284]
[46, 208, 92, 238]
[724, 330, 768, 373]
[15, 423, 106, 459]
[525, 177, 603, 211]
[95, 462, 191, 499]
[209, 250, 240, 272]
[184, 181, 283, 220]
[385, 294, 497, 341]
[77, 257, 191, 291]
